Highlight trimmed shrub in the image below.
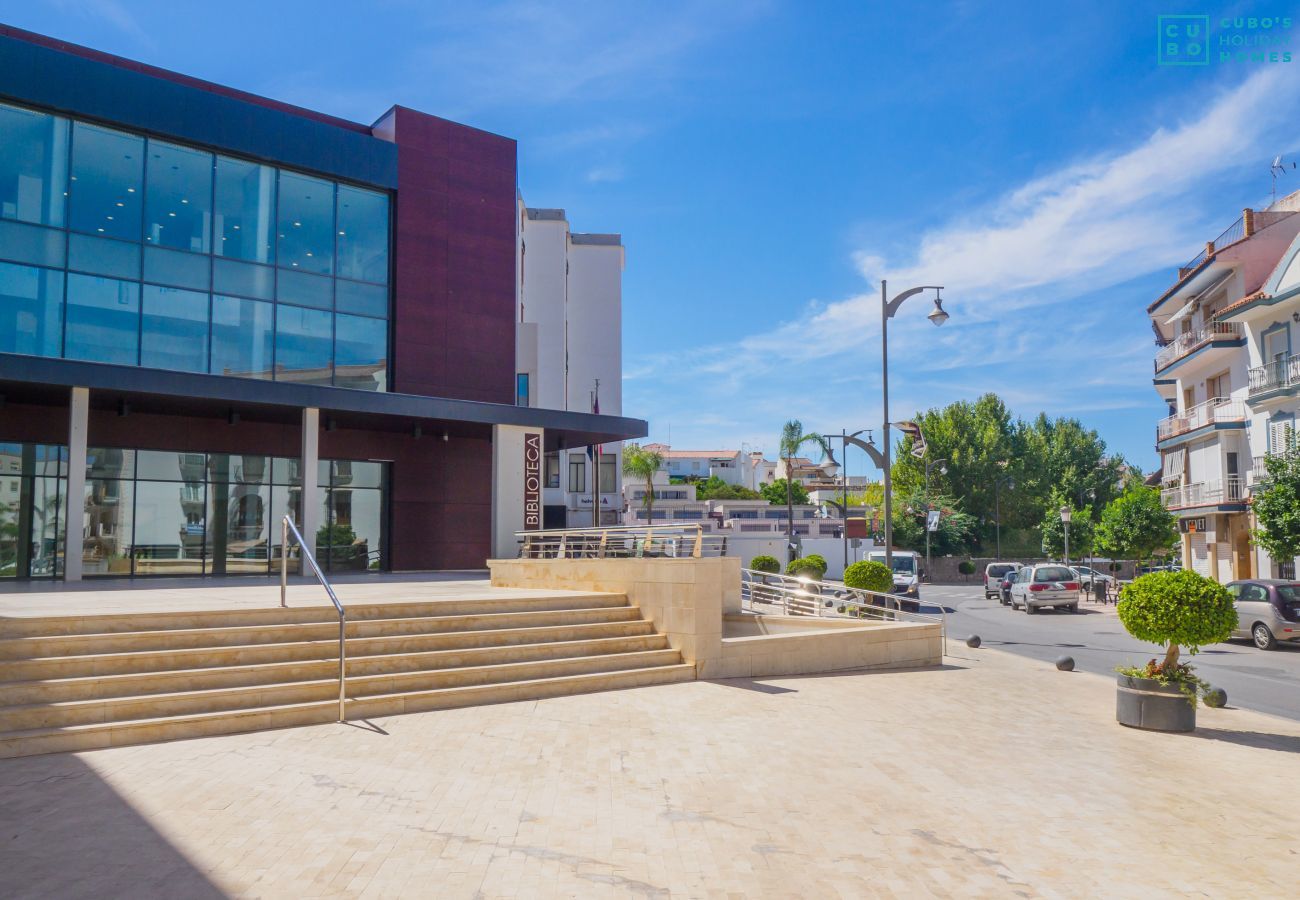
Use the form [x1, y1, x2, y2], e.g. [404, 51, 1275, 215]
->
[843, 560, 893, 594]
[1118, 570, 1236, 672]
[804, 554, 827, 572]
[785, 556, 826, 579]
[749, 555, 780, 574]
[957, 560, 976, 576]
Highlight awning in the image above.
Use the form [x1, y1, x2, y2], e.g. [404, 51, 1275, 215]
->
[1164, 297, 1198, 327]
[1163, 448, 1186, 480]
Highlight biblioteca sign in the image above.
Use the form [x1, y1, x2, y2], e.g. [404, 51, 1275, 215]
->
[523, 433, 541, 530]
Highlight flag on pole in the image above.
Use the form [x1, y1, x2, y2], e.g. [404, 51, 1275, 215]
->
[893, 421, 927, 458]
[587, 383, 602, 461]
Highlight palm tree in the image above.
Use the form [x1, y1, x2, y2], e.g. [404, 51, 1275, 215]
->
[778, 420, 830, 562]
[622, 444, 665, 522]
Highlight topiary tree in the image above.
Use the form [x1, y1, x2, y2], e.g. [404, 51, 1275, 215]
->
[785, 556, 826, 579]
[957, 560, 976, 580]
[1117, 570, 1236, 675]
[843, 560, 893, 594]
[804, 554, 827, 573]
[749, 554, 780, 574]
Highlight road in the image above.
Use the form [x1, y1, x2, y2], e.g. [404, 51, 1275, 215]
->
[918, 583, 1300, 722]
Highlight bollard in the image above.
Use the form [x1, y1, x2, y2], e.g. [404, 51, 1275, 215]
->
[1204, 688, 1227, 708]
[965, 635, 981, 648]
[1056, 656, 1075, 672]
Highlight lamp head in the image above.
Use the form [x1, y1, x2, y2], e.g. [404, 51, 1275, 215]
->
[939, 464, 948, 476]
[927, 294, 950, 327]
[1059, 505, 1072, 524]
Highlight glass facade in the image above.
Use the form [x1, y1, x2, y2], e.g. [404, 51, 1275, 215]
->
[0, 100, 390, 390]
[0, 443, 67, 579]
[78, 447, 386, 577]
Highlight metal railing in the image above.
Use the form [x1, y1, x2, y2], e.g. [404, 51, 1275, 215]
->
[280, 515, 347, 723]
[516, 523, 729, 559]
[1156, 396, 1245, 442]
[1160, 475, 1247, 509]
[1248, 354, 1300, 396]
[739, 568, 947, 652]
[1154, 321, 1243, 371]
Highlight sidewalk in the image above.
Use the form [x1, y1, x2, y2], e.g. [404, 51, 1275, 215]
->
[2, 645, 1296, 897]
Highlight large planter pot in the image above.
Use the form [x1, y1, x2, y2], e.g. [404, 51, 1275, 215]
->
[1116, 674, 1196, 732]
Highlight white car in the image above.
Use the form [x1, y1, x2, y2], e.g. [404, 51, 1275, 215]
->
[1009, 564, 1081, 614]
[983, 562, 1021, 600]
[1069, 565, 1115, 590]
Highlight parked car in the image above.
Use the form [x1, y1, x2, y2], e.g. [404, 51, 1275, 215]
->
[1226, 579, 1300, 650]
[1069, 565, 1114, 589]
[983, 562, 1022, 600]
[998, 572, 1016, 605]
[1009, 564, 1081, 614]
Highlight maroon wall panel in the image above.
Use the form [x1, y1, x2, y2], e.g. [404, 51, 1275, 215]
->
[386, 106, 517, 405]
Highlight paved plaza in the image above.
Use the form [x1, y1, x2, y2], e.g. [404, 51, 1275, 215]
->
[2, 644, 1297, 898]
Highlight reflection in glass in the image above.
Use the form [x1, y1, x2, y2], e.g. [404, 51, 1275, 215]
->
[334, 279, 387, 318]
[278, 172, 333, 275]
[276, 268, 332, 309]
[210, 295, 273, 379]
[30, 476, 65, 578]
[83, 478, 134, 576]
[143, 246, 209, 290]
[275, 304, 332, 385]
[0, 444, 68, 579]
[68, 233, 141, 279]
[141, 285, 208, 372]
[135, 449, 205, 482]
[212, 258, 273, 300]
[69, 122, 143, 241]
[132, 478, 204, 574]
[336, 186, 388, 284]
[334, 313, 387, 391]
[326, 477, 384, 571]
[0, 260, 63, 357]
[0, 102, 68, 227]
[205, 468, 270, 575]
[144, 140, 212, 253]
[270, 483, 304, 575]
[64, 273, 139, 365]
[214, 156, 275, 264]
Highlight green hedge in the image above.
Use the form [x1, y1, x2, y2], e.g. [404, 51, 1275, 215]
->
[785, 556, 828, 578]
[843, 560, 892, 593]
[749, 555, 780, 574]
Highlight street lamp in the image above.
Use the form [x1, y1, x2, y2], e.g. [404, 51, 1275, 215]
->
[1059, 504, 1072, 568]
[994, 460, 1011, 561]
[880, 280, 948, 573]
[924, 457, 947, 583]
[824, 429, 871, 573]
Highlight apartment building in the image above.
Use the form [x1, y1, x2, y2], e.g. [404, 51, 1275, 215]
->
[1148, 202, 1300, 580]
[516, 205, 625, 527]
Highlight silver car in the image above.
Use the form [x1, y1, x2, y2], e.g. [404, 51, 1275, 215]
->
[1009, 564, 1081, 614]
[1226, 580, 1300, 650]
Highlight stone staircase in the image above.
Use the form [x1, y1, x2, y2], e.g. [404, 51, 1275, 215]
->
[0, 593, 693, 758]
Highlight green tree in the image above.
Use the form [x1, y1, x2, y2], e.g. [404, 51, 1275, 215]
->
[890, 487, 978, 555]
[749, 554, 780, 574]
[1039, 494, 1094, 560]
[1094, 485, 1178, 568]
[761, 478, 809, 506]
[1251, 448, 1300, 568]
[778, 420, 830, 561]
[622, 444, 665, 517]
[844, 560, 892, 593]
[692, 475, 762, 501]
[1118, 570, 1236, 671]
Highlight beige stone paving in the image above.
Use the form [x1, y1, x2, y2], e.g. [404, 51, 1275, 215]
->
[2, 645, 1297, 898]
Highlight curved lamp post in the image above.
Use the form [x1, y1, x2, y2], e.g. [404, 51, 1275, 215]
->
[881, 281, 948, 572]
[1060, 504, 1072, 567]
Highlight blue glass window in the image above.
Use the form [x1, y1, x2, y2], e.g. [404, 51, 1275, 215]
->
[275, 305, 333, 385]
[333, 313, 387, 391]
[516, 373, 529, 407]
[0, 260, 63, 357]
[336, 186, 388, 284]
[0, 102, 68, 227]
[64, 273, 140, 365]
[210, 295, 273, 379]
[141, 285, 208, 373]
[69, 122, 143, 241]
[144, 140, 212, 253]
[276, 268, 332, 309]
[277, 172, 333, 275]
[214, 156, 275, 264]
[334, 279, 386, 317]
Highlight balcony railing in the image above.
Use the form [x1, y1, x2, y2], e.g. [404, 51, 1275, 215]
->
[1248, 354, 1300, 396]
[1154, 322, 1244, 371]
[1156, 397, 1246, 442]
[1161, 476, 1247, 509]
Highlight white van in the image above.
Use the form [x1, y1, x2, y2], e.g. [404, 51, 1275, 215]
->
[867, 550, 921, 603]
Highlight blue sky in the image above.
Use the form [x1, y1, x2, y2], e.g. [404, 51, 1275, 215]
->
[8, 1, 1300, 474]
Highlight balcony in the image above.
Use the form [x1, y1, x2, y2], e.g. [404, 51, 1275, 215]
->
[1248, 354, 1300, 399]
[1156, 397, 1246, 444]
[1161, 476, 1247, 510]
[1154, 322, 1244, 372]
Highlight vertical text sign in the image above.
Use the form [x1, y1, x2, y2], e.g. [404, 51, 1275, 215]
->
[523, 432, 542, 529]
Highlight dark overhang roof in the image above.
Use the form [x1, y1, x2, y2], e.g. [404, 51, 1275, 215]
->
[0, 355, 645, 449]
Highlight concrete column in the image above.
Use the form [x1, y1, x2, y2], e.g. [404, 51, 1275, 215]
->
[1181, 531, 1192, 571]
[300, 408, 320, 564]
[1207, 540, 1219, 583]
[491, 424, 543, 559]
[64, 387, 89, 582]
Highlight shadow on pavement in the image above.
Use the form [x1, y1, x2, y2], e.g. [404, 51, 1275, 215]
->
[1189, 727, 1300, 754]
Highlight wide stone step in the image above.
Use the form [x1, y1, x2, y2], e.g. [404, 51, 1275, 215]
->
[0, 593, 629, 638]
[0, 663, 697, 759]
[0, 633, 672, 704]
[0, 606, 642, 659]
[0, 649, 684, 731]
[0, 620, 659, 681]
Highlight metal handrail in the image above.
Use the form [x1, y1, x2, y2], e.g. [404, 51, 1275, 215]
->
[740, 568, 947, 653]
[516, 523, 727, 559]
[280, 515, 346, 723]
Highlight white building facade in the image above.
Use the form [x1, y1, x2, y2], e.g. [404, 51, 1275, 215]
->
[516, 203, 625, 526]
[1148, 204, 1300, 580]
